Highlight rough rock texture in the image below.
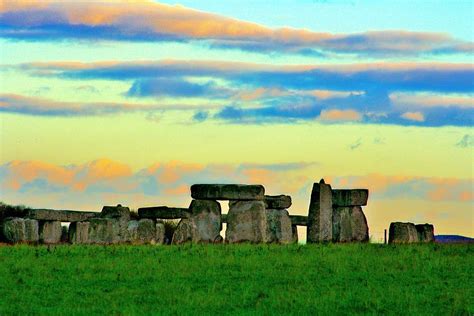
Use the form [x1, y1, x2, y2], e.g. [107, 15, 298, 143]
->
[24, 219, 39, 242]
[389, 222, 419, 243]
[172, 218, 194, 244]
[189, 199, 222, 243]
[225, 200, 269, 243]
[332, 206, 369, 242]
[68, 222, 89, 244]
[138, 206, 190, 219]
[416, 224, 434, 243]
[332, 189, 369, 207]
[126, 220, 139, 242]
[307, 179, 333, 243]
[191, 184, 264, 200]
[2, 218, 26, 243]
[39, 221, 62, 244]
[100, 205, 130, 242]
[292, 225, 298, 243]
[137, 219, 157, 244]
[87, 218, 121, 244]
[155, 221, 165, 244]
[264, 195, 292, 209]
[26, 209, 97, 222]
[266, 209, 293, 244]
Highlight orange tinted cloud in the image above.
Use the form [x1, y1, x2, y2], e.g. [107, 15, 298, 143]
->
[319, 109, 362, 122]
[401, 111, 425, 122]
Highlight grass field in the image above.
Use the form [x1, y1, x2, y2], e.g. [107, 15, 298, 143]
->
[0, 244, 472, 315]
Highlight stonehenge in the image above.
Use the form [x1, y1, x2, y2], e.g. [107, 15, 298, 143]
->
[0, 179, 436, 245]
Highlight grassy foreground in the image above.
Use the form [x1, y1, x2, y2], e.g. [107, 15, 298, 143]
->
[0, 244, 472, 315]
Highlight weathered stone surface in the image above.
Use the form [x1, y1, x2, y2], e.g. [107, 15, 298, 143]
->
[264, 195, 292, 209]
[189, 199, 222, 243]
[172, 218, 194, 244]
[137, 219, 157, 243]
[333, 206, 369, 242]
[156, 221, 165, 244]
[126, 220, 139, 242]
[307, 179, 333, 243]
[416, 224, 434, 243]
[39, 221, 62, 244]
[88, 218, 121, 244]
[2, 218, 26, 243]
[100, 205, 130, 242]
[290, 215, 307, 226]
[225, 200, 269, 243]
[24, 219, 39, 242]
[292, 225, 298, 243]
[266, 209, 293, 244]
[191, 184, 265, 200]
[69, 222, 89, 244]
[138, 206, 190, 219]
[26, 209, 97, 222]
[332, 189, 368, 207]
[389, 222, 419, 243]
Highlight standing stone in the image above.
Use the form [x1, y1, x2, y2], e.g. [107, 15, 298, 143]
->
[24, 219, 39, 242]
[39, 221, 62, 244]
[69, 222, 89, 244]
[333, 206, 369, 242]
[307, 179, 333, 243]
[172, 218, 194, 244]
[292, 225, 298, 243]
[88, 218, 121, 244]
[126, 220, 139, 243]
[332, 189, 369, 207]
[416, 224, 434, 243]
[264, 195, 292, 209]
[137, 219, 157, 244]
[189, 199, 222, 243]
[156, 221, 165, 244]
[2, 218, 26, 243]
[389, 222, 419, 243]
[100, 205, 130, 242]
[266, 209, 293, 244]
[225, 200, 269, 243]
[191, 184, 265, 200]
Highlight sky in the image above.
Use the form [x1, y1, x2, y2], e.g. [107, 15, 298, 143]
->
[0, 0, 473, 241]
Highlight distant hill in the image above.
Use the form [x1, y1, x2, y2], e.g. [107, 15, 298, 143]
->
[435, 235, 474, 243]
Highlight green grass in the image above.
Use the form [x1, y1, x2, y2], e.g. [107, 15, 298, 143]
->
[0, 244, 472, 315]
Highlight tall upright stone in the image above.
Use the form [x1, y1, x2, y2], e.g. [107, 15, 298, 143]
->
[39, 221, 62, 244]
[266, 209, 293, 244]
[2, 218, 26, 243]
[333, 206, 369, 242]
[69, 222, 89, 244]
[307, 179, 333, 243]
[189, 199, 222, 243]
[24, 219, 39, 242]
[225, 200, 269, 243]
[100, 205, 130, 242]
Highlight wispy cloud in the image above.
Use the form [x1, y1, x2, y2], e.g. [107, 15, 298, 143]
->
[1, 1, 472, 57]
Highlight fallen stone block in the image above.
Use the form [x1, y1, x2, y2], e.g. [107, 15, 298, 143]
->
[416, 224, 434, 243]
[389, 222, 419, 243]
[191, 184, 264, 200]
[266, 209, 293, 244]
[138, 206, 190, 219]
[189, 199, 222, 243]
[333, 206, 369, 242]
[225, 200, 269, 243]
[26, 209, 97, 222]
[307, 179, 333, 243]
[69, 222, 89, 244]
[332, 189, 368, 207]
[264, 195, 292, 209]
[39, 221, 62, 244]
